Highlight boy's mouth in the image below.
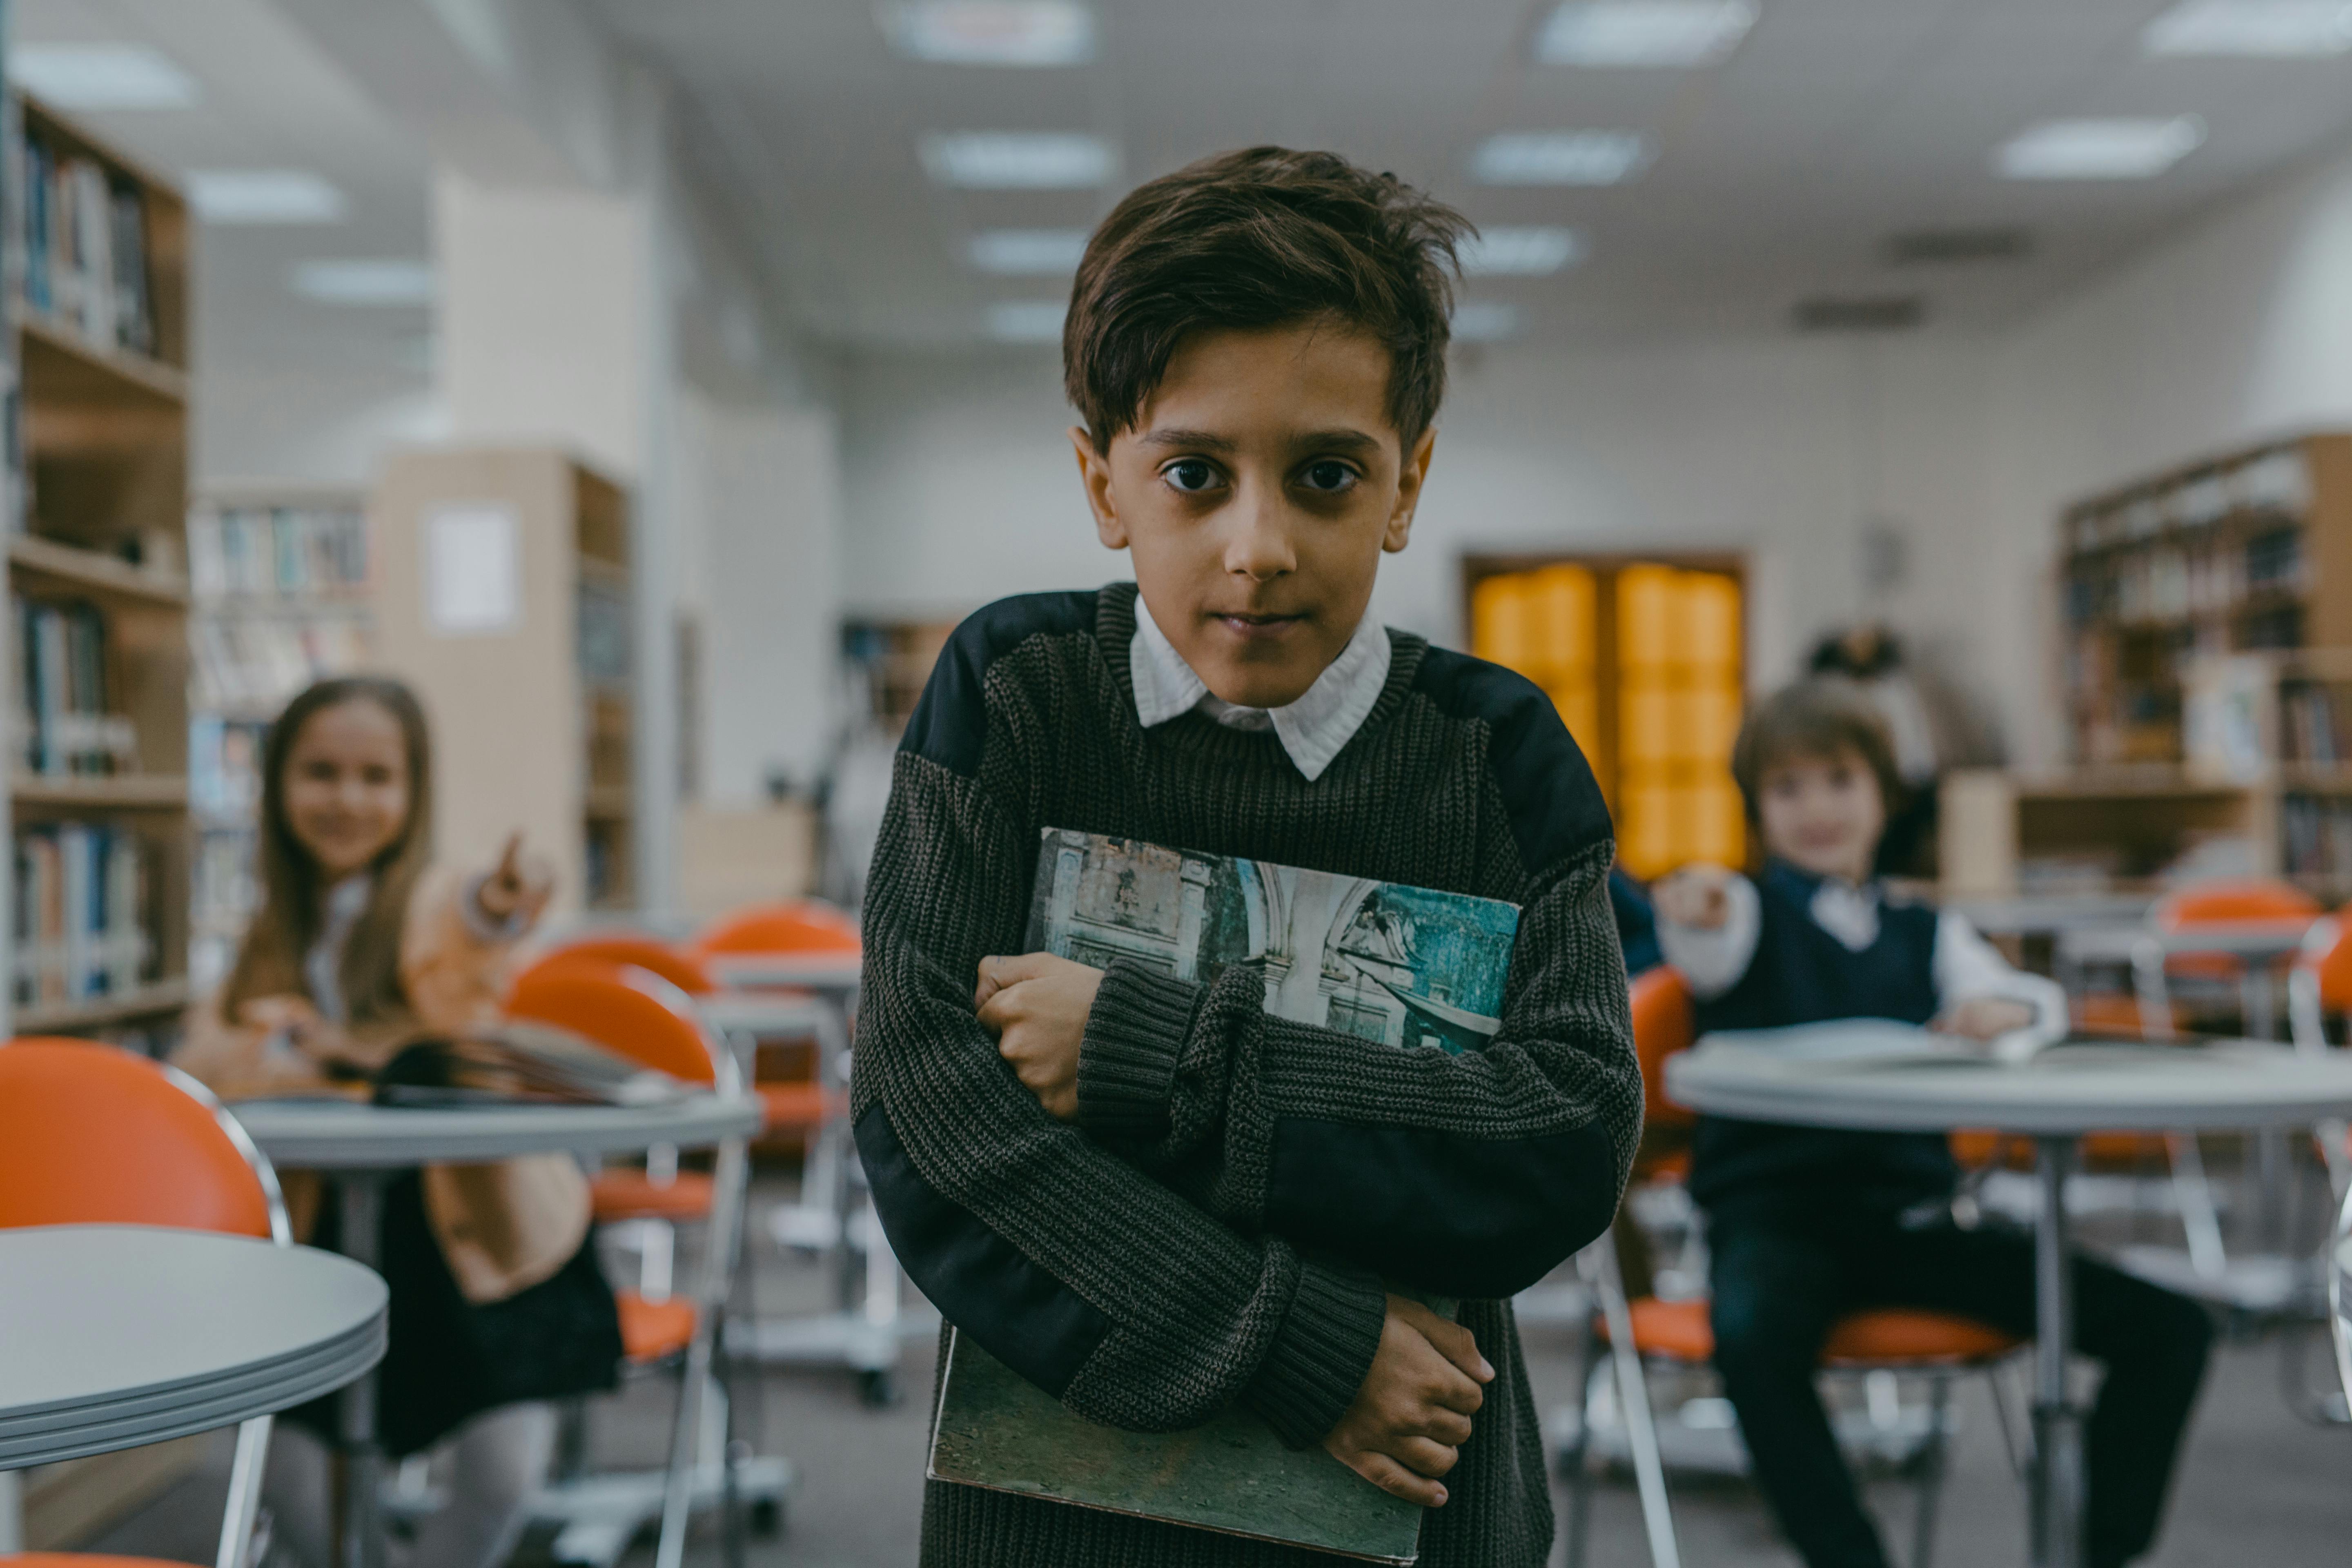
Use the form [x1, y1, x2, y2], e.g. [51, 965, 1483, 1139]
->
[1209, 610, 1309, 640]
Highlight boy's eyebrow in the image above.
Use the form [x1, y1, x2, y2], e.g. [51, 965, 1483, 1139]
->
[1136, 427, 1385, 454]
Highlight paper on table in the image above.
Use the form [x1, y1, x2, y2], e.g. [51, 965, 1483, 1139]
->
[1697, 1018, 1994, 1067]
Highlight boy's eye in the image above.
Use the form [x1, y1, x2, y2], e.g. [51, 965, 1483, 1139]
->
[1298, 460, 1358, 494]
[1162, 459, 1221, 494]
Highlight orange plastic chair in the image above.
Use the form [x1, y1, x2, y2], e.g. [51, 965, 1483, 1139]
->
[0, 1038, 291, 1568]
[526, 935, 717, 996]
[2288, 915, 2352, 1193]
[2138, 877, 2321, 1025]
[499, 960, 754, 1560]
[693, 899, 861, 960]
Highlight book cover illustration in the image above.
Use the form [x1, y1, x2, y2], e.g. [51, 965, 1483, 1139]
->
[927, 829, 1519, 1562]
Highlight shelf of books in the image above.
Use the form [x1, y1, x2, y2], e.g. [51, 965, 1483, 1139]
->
[370, 448, 637, 915]
[186, 487, 372, 987]
[4, 91, 193, 1048]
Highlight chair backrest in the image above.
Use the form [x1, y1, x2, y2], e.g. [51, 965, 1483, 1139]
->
[2296, 915, 2352, 1016]
[506, 959, 729, 1089]
[694, 898, 862, 958]
[0, 1038, 285, 1240]
[1629, 965, 1697, 1131]
[522, 935, 716, 996]
[2153, 877, 2321, 931]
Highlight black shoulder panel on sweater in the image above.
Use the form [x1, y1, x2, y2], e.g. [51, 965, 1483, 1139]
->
[1412, 646, 1613, 872]
[855, 1104, 1110, 1396]
[899, 590, 1099, 778]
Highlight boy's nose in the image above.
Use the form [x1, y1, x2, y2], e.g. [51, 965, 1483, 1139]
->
[1222, 492, 1297, 581]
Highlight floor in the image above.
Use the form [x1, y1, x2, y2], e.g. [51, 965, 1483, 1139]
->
[83, 1174, 2352, 1568]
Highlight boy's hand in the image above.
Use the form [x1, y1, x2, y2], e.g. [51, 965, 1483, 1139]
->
[975, 953, 1103, 1120]
[1934, 996, 2035, 1043]
[1321, 1295, 1493, 1508]
[1653, 863, 1735, 929]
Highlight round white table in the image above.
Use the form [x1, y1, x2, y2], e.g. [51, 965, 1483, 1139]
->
[1667, 1029, 2352, 1568]
[0, 1225, 386, 1469]
[228, 1094, 761, 1568]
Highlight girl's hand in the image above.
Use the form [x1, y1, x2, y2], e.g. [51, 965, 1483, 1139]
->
[974, 953, 1103, 1120]
[1934, 996, 2035, 1042]
[238, 995, 369, 1078]
[238, 993, 322, 1034]
[478, 831, 555, 927]
[1653, 864, 1735, 930]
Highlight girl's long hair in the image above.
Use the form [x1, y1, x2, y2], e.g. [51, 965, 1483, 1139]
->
[220, 677, 435, 1026]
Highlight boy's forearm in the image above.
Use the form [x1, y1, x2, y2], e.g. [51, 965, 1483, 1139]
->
[1071, 842, 1642, 1298]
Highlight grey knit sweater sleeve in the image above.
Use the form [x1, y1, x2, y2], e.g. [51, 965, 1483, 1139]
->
[1076, 796, 1636, 1302]
[852, 606, 1389, 1450]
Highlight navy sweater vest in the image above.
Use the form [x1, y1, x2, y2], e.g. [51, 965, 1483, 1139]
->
[1687, 861, 1958, 1214]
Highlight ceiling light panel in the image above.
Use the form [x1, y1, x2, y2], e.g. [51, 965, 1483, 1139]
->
[1996, 118, 2207, 180]
[1536, 1, 1757, 67]
[882, 1, 1096, 65]
[968, 229, 1091, 274]
[9, 44, 198, 110]
[1452, 303, 1524, 343]
[986, 301, 1068, 342]
[922, 132, 1114, 188]
[1471, 131, 1654, 186]
[1457, 227, 1585, 276]
[291, 260, 436, 306]
[187, 170, 348, 225]
[2144, 0, 2352, 57]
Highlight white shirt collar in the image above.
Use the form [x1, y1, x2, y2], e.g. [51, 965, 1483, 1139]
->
[1808, 877, 1881, 953]
[1130, 601, 1392, 782]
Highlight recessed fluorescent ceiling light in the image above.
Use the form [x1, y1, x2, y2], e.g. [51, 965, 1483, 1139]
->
[1536, 1, 1757, 67]
[987, 301, 1068, 342]
[2144, 0, 2352, 56]
[883, 0, 1095, 65]
[922, 132, 1114, 188]
[9, 43, 198, 110]
[1452, 303, 1523, 343]
[1471, 131, 1653, 185]
[968, 229, 1090, 274]
[1458, 227, 1585, 276]
[1996, 117, 2206, 180]
[187, 170, 347, 225]
[291, 259, 435, 305]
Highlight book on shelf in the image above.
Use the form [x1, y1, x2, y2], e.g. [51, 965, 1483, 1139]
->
[12, 820, 150, 1006]
[191, 615, 372, 713]
[11, 122, 154, 357]
[13, 595, 137, 776]
[188, 504, 368, 600]
[927, 829, 1520, 1563]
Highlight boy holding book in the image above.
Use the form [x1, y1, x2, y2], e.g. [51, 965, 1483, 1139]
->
[1652, 680, 2212, 1568]
[854, 147, 1642, 1566]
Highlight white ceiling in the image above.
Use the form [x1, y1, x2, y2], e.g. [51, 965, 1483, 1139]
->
[590, 0, 2352, 346]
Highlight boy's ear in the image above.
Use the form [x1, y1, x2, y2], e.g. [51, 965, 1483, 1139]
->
[1070, 426, 1127, 550]
[1383, 426, 1437, 554]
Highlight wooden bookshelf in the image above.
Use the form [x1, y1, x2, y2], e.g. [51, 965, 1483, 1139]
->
[2060, 433, 2352, 765]
[370, 448, 636, 914]
[3, 91, 194, 1046]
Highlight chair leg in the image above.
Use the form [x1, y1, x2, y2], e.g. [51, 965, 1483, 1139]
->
[1563, 1308, 1601, 1568]
[1577, 1240, 1682, 1568]
[1910, 1376, 1952, 1568]
[215, 1414, 273, 1568]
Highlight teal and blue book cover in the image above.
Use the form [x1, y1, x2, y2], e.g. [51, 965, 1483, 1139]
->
[926, 829, 1518, 1562]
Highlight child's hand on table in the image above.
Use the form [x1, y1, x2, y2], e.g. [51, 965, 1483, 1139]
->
[1933, 996, 2036, 1043]
[1653, 863, 1736, 929]
[974, 953, 1104, 1120]
[478, 831, 555, 927]
[1323, 1294, 1493, 1508]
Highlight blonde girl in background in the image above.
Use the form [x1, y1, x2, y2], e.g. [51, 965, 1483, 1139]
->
[176, 676, 621, 1568]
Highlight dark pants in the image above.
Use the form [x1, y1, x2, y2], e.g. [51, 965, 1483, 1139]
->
[1706, 1198, 2212, 1568]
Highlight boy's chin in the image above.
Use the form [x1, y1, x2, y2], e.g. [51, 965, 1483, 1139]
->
[1200, 663, 1321, 710]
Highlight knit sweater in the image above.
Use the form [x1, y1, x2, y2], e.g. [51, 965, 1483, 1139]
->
[853, 583, 1642, 1568]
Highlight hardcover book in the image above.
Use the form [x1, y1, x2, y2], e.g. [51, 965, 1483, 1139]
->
[926, 829, 1519, 1562]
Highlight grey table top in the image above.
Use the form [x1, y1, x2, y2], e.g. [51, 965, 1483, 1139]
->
[226, 1092, 762, 1168]
[1943, 893, 2156, 936]
[0, 1225, 386, 1469]
[704, 954, 862, 992]
[697, 991, 833, 1035]
[2057, 916, 2321, 966]
[1666, 1021, 2352, 1135]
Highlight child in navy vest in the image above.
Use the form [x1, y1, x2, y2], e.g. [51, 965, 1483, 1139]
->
[1652, 680, 2210, 1568]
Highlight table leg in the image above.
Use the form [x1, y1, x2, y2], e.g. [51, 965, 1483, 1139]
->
[2031, 1137, 2084, 1568]
[333, 1174, 389, 1568]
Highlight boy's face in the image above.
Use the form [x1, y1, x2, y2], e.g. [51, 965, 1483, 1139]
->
[1755, 745, 1884, 884]
[1071, 321, 1436, 710]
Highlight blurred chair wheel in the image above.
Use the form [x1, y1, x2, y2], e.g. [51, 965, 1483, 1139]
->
[749, 1496, 787, 1537]
[859, 1368, 898, 1408]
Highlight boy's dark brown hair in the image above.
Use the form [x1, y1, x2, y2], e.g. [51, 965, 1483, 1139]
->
[1064, 146, 1473, 453]
[1730, 678, 1906, 822]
